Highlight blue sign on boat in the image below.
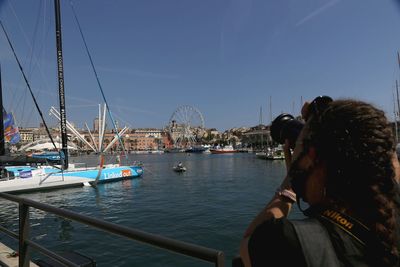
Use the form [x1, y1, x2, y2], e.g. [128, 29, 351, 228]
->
[19, 170, 32, 179]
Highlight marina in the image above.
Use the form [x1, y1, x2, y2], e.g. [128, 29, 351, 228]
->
[0, 153, 304, 267]
[0, 0, 398, 266]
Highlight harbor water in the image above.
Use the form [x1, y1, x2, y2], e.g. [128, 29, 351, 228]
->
[0, 153, 304, 266]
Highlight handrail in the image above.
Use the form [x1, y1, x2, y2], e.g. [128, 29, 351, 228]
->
[0, 192, 225, 267]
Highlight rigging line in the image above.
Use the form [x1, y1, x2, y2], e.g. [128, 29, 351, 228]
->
[7, 0, 55, 108]
[7, 84, 19, 113]
[0, 20, 59, 152]
[7, 0, 38, 99]
[26, 0, 43, 77]
[6, 0, 34, 65]
[5, 0, 32, 119]
[14, 76, 29, 125]
[69, 1, 128, 159]
[19, 88, 28, 126]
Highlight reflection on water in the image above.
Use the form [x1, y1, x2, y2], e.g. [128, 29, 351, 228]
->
[58, 218, 74, 241]
[0, 153, 302, 267]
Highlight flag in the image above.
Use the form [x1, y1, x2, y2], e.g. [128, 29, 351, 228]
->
[3, 111, 20, 144]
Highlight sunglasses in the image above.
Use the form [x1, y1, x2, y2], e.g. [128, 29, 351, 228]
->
[305, 95, 333, 121]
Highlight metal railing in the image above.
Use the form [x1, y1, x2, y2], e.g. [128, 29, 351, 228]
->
[0, 192, 225, 267]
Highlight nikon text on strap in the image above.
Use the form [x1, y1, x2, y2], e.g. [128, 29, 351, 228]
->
[319, 208, 370, 246]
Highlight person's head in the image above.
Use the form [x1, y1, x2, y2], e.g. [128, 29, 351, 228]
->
[289, 98, 399, 266]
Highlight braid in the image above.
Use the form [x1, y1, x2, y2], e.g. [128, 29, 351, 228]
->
[308, 99, 399, 266]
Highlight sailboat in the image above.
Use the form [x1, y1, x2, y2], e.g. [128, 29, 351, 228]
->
[0, 0, 143, 193]
[255, 106, 268, 159]
[255, 103, 284, 160]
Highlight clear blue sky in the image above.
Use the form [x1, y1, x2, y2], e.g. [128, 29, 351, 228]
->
[0, 0, 400, 131]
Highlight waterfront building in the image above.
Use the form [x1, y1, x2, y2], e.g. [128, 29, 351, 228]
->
[19, 128, 35, 143]
[133, 128, 162, 139]
[127, 128, 164, 151]
[242, 125, 272, 149]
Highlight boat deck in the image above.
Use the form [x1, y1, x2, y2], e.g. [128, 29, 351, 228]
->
[0, 175, 91, 193]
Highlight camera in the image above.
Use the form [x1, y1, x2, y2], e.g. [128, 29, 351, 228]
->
[270, 96, 332, 148]
[270, 113, 304, 147]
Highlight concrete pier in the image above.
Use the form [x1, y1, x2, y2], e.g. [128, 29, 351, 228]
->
[0, 175, 91, 194]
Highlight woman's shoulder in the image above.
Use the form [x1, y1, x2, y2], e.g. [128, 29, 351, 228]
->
[250, 217, 297, 242]
[248, 217, 306, 267]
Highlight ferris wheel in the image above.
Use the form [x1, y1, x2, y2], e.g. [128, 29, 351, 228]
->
[168, 105, 205, 147]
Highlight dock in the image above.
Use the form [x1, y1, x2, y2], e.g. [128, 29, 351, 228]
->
[0, 242, 38, 267]
[0, 175, 91, 194]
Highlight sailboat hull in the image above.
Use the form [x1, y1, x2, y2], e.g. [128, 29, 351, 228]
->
[0, 165, 144, 193]
[45, 165, 144, 182]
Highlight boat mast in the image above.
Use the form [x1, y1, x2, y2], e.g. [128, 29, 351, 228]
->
[0, 64, 5, 156]
[54, 0, 68, 169]
[269, 96, 272, 124]
[259, 106, 263, 151]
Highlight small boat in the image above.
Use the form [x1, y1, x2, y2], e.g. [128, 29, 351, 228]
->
[173, 163, 186, 172]
[256, 147, 285, 160]
[173, 166, 186, 172]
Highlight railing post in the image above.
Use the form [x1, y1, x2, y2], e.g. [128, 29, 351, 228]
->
[216, 251, 225, 267]
[19, 203, 30, 267]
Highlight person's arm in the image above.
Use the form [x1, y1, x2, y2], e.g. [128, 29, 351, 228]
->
[243, 140, 294, 238]
[242, 176, 294, 238]
[392, 152, 400, 184]
[239, 193, 294, 267]
[240, 141, 296, 267]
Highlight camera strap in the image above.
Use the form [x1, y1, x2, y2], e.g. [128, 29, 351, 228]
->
[318, 208, 370, 246]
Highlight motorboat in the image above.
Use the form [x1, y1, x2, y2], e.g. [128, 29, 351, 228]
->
[185, 146, 206, 153]
[173, 163, 186, 172]
[256, 147, 284, 160]
[210, 145, 237, 154]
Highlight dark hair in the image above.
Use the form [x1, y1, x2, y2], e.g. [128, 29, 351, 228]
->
[306, 99, 399, 266]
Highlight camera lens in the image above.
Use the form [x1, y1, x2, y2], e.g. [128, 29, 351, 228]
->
[270, 113, 304, 146]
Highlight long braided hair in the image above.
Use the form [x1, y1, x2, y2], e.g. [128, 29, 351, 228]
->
[307, 99, 399, 266]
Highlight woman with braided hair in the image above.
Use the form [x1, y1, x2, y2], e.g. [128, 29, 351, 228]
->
[239, 98, 400, 267]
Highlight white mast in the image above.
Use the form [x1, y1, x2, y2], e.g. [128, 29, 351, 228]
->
[99, 103, 107, 152]
[85, 122, 98, 152]
[104, 127, 129, 153]
[49, 107, 96, 152]
[259, 106, 263, 151]
[98, 104, 102, 151]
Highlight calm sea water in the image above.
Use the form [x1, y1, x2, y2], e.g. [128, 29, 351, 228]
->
[0, 153, 304, 267]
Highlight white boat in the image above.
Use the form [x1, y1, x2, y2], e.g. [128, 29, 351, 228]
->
[210, 145, 238, 154]
[256, 147, 284, 160]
